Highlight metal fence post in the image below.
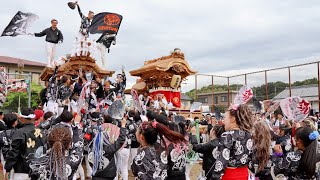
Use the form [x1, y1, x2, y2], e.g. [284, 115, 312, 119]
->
[318, 62, 320, 111]
[28, 72, 31, 108]
[211, 75, 214, 112]
[245, 74, 247, 85]
[194, 75, 197, 101]
[265, 71, 268, 100]
[288, 67, 292, 97]
[227, 77, 230, 106]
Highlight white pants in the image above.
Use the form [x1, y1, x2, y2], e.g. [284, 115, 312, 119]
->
[76, 163, 85, 180]
[85, 154, 92, 177]
[45, 100, 59, 117]
[201, 134, 208, 143]
[77, 32, 86, 41]
[129, 148, 138, 168]
[1, 152, 5, 176]
[12, 173, 29, 180]
[116, 148, 130, 180]
[46, 42, 56, 67]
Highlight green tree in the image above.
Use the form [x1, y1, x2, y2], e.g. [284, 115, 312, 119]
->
[1, 83, 43, 112]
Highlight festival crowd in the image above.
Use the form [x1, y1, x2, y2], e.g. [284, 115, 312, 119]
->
[0, 64, 319, 180]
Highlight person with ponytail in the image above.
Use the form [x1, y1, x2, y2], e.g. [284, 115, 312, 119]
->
[29, 115, 83, 180]
[206, 104, 255, 180]
[166, 121, 189, 180]
[132, 120, 186, 180]
[249, 121, 272, 180]
[272, 126, 320, 179]
[29, 126, 74, 179]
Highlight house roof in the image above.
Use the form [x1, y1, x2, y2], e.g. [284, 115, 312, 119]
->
[273, 84, 319, 101]
[197, 91, 238, 96]
[0, 56, 46, 67]
[181, 93, 193, 101]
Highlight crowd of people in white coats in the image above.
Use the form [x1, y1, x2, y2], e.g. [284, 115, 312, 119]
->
[0, 66, 319, 180]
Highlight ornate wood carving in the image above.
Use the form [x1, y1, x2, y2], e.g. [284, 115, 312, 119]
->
[130, 50, 197, 89]
[40, 55, 114, 81]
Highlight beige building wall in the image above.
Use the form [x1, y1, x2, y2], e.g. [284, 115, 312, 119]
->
[197, 92, 238, 110]
[0, 63, 45, 85]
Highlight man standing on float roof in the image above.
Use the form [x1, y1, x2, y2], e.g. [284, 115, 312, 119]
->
[75, 1, 94, 39]
[32, 19, 63, 68]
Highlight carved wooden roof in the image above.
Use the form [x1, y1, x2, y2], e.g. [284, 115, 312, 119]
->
[130, 51, 197, 78]
[40, 55, 115, 81]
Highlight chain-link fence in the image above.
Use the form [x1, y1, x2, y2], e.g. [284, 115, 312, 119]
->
[185, 61, 320, 113]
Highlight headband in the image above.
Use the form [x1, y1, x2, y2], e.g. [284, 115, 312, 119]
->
[152, 121, 158, 129]
[20, 114, 35, 119]
[139, 121, 158, 133]
[231, 104, 240, 111]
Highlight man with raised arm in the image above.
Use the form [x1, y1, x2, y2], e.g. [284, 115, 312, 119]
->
[33, 19, 63, 67]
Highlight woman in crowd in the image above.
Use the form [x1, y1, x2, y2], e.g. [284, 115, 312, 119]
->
[275, 124, 293, 155]
[302, 119, 317, 131]
[166, 121, 189, 180]
[191, 124, 225, 179]
[0, 113, 19, 176]
[29, 126, 77, 180]
[132, 121, 186, 180]
[206, 104, 269, 179]
[273, 126, 320, 179]
[249, 121, 272, 180]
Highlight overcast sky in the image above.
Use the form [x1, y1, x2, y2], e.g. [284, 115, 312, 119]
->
[1, 0, 320, 92]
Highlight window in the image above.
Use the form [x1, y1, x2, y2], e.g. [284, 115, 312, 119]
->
[221, 96, 227, 102]
[214, 96, 218, 104]
[199, 97, 208, 103]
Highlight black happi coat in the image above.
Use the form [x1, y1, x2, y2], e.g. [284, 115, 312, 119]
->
[90, 127, 126, 180]
[47, 67, 58, 101]
[5, 123, 47, 174]
[0, 128, 17, 159]
[126, 117, 141, 149]
[210, 130, 253, 180]
[192, 135, 219, 178]
[167, 142, 188, 180]
[0, 120, 7, 131]
[109, 71, 126, 98]
[58, 84, 71, 102]
[132, 144, 168, 180]
[29, 122, 84, 180]
[276, 134, 293, 155]
[77, 4, 91, 35]
[272, 150, 320, 180]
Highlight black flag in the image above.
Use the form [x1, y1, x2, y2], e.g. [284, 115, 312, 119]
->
[89, 12, 123, 52]
[89, 12, 123, 35]
[1, 11, 38, 37]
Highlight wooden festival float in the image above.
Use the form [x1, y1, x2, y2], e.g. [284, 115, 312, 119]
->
[129, 48, 200, 118]
[40, 41, 115, 81]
